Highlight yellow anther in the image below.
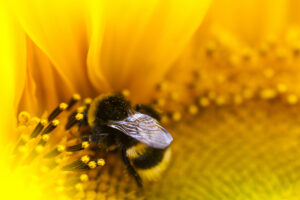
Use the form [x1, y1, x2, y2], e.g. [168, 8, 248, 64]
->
[42, 134, 50, 141]
[260, 89, 277, 99]
[82, 141, 90, 149]
[188, 105, 198, 115]
[84, 98, 92, 105]
[161, 115, 169, 124]
[77, 106, 86, 113]
[122, 89, 130, 97]
[277, 83, 287, 94]
[73, 93, 81, 101]
[81, 155, 90, 163]
[75, 113, 84, 121]
[170, 92, 179, 101]
[287, 94, 298, 105]
[172, 112, 181, 121]
[35, 145, 44, 153]
[59, 103, 68, 110]
[199, 97, 210, 107]
[157, 98, 166, 107]
[215, 96, 226, 105]
[75, 183, 83, 191]
[57, 145, 66, 152]
[88, 161, 97, 169]
[97, 158, 105, 166]
[52, 119, 60, 126]
[41, 119, 48, 126]
[29, 117, 40, 127]
[80, 174, 89, 182]
[233, 95, 243, 105]
[18, 111, 31, 125]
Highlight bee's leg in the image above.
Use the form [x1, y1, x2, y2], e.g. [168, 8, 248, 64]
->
[121, 148, 143, 188]
[135, 104, 161, 121]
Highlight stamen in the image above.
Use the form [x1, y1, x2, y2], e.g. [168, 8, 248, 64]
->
[88, 161, 97, 169]
[84, 98, 92, 105]
[48, 103, 68, 121]
[171, 112, 181, 121]
[80, 174, 89, 182]
[82, 141, 90, 149]
[260, 88, 277, 99]
[287, 94, 298, 105]
[81, 155, 90, 164]
[97, 159, 105, 166]
[44, 144, 66, 158]
[66, 143, 84, 152]
[277, 83, 287, 94]
[42, 120, 60, 134]
[188, 105, 198, 115]
[62, 156, 91, 171]
[199, 97, 210, 107]
[67, 94, 81, 111]
[18, 111, 31, 125]
[65, 113, 83, 130]
[30, 119, 48, 138]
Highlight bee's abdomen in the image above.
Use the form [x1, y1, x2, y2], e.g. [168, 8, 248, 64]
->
[126, 143, 171, 181]
[132, 148, 166, 169]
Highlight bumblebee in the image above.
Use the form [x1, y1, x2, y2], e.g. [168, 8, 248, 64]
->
[66, 93, 173, 187]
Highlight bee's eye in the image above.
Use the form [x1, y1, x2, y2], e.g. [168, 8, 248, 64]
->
[96, 95, 131, 121]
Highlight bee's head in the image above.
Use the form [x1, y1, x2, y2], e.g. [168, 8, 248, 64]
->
[95, 94, 131, 122]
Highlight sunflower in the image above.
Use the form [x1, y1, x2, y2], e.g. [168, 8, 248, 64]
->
[2, 0, 300, 199]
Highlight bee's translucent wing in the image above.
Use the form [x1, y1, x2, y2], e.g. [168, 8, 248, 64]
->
[107, 113, 173, 149]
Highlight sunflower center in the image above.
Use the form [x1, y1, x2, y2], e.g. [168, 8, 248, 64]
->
[10, 94, 108, 200]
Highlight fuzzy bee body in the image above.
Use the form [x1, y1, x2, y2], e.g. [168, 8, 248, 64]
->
[72, 93, 173, 187]
[126, 143, 172, 181]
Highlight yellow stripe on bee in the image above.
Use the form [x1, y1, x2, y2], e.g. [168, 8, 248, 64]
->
[126, 143, 148, 159]
[137, 148, 172, 181]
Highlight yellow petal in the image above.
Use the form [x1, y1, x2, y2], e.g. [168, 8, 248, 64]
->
[11, 0, 96, 98]
[88, 0, 211, 102]
[18, 37, 76, 116]
[0, 2, 26, 144]
[86, 0, 112, 93]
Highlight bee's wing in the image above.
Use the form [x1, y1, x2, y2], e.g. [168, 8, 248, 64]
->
[107, 113, 173, 149]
